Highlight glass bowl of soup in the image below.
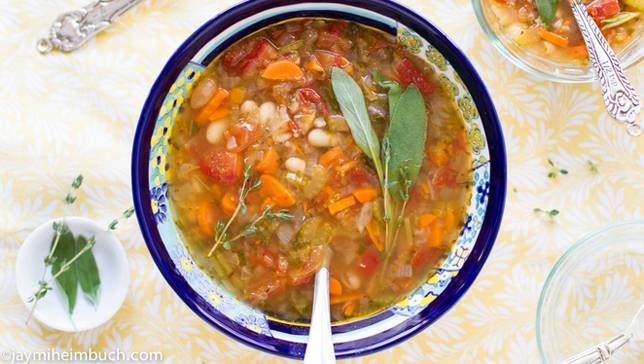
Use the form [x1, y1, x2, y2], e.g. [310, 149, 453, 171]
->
[473, 0, 643, 83]
[132, 0, 506, 358]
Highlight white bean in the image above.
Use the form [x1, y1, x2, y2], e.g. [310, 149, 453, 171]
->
[285, 157, 306, 174]
[206, 120, 228, 144]
[240, 100, 259, 120]
[190, 78, 216, 109]
[313, 117, 326, 128]
[307, 129, 336, 147]
[259, 102, 277, 126]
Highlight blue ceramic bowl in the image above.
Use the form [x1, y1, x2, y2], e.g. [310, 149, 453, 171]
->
[132, 0, 506, 359]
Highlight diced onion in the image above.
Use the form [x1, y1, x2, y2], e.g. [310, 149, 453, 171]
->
[395, 264, 413, 278]
[356, 202, 373, 233]
[277, 223, 295, 245]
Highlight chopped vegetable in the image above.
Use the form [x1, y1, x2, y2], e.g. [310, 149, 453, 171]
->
[365, 221, 384, 251]
[221, 191, 238, 216]
[230, 86, 247, 104]
[195, 88, 230, 124]
[256, 147, 280, 175]
[197, 201, 217, 235]
[329, 277, 343, 296]
[199, 150, 243, 185]
[330, 292, 364, 305]
[602, 11, 641, 29]
[260, 174, 296, 207]
[427, 220, 443, 247]
[319, 146, 344, 166]
[416, 213, 437, 228]
[328, 196, 357, 215]
[537, 28, 569, 48]
[261, 60, 304, 80]
[587, 0, 621, 21]
[352, 187, 379, 203]
[357, 248, 380, 277]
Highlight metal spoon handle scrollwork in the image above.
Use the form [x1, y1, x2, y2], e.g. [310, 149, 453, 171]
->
[37, 0, 144, 54]
[569, 1, 641, 137]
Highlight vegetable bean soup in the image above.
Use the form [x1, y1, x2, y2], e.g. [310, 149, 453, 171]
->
[166, 18, 473, 322]
[485, 0, 642, 64]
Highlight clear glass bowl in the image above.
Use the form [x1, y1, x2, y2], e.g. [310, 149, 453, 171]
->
[537, 221, 644, 363]
[472, 0, 644, 83]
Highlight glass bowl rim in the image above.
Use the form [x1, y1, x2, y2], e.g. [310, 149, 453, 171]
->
[536, 219, 644, 363]
[471, 0, 644, 84]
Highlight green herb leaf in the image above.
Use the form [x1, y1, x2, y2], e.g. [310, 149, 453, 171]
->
[71, 175, 84, 189]
[372, 70, 402, 113]
[75, 235, 101, 307]
[536, 0, 560, 26]
[385, 85, 427, 196]
[50, 226, 78, 315]
[602, 12, 641, 30]
[331, 67, 383, 178]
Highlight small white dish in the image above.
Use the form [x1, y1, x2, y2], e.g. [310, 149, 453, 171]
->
[15, 216, 129, 332]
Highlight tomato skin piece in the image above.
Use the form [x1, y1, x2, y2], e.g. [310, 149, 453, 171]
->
[357, 248, 380, 277]
[199, 150, 243, 185]
[587, 0, 620, 21]
[396, 58, 436, 96]
[297, 88, 329, 116]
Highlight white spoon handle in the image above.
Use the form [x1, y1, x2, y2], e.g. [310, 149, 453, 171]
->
[304, 267, 336, 364]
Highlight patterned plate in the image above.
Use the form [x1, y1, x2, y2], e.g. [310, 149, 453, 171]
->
[132, 0, 506, 359]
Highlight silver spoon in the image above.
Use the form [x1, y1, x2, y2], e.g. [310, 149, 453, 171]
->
[304, 250, 336, 364]
[562, 303, 644, 364]
[569, 0, 641, 137]
[37, 0, 144, 54]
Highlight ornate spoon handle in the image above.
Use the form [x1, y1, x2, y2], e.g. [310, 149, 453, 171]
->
[562, 333, 632, 364]
[569, 1, 641, 137]
[37, 0, 144, 54]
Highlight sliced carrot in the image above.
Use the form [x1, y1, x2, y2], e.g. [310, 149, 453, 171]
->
[319, 146, 343, 166]
[330, 292, 363, 305]
[538, 28, 569, 48]
[256, 148, 279, 175]
[336, 160, 358, 175]
[328, 196, 356, 215]
[443, 208, 456, 231]
[205, 107, 229, 123]
[230, 86, 246, 104]
[221, 191, 238, 216]
[366, 221, 384, 252]
[343, 301, 356, 316]
[427, 220, 443, 247]
[261, 60, 304, 81]
[568, 45, 588, 59]
[352, 187, 379, 203]
[329, 277, 343, 296]
[195, 88, 229, 124]
[260, 174, 296, 207]
[197, 201, 217, 236]
[417, 213, 437, 228]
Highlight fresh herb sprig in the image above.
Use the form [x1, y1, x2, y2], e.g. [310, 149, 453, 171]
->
[219, 206, 294, 251]
[534, 208, 560, 220]
[208, 165, 263, 256]
[547, 158, 568, 179]
[587, 160, 598, 174]
[535, 0, 560, 26]
[332, 67, 427, 253]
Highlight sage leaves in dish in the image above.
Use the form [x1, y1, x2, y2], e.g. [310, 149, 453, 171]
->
[536, 0, 560, 26]
[51, 227, 79, 314]
[331, 67, 427, 254]
[75, 235, 101, 306]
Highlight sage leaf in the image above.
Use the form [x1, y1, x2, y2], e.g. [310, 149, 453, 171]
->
[385, 85, 427, 196]
[75, 235, 101, 307]
[373, 70, 402, 113]
[331, 67, 383, 179]
[51, 226, 78, 315]
[536, 0, 560, 26]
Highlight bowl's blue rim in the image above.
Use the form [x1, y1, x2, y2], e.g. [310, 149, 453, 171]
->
[132, 0, 507, 359]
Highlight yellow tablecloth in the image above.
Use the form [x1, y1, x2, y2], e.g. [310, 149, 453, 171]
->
[0, 0, 642, 362]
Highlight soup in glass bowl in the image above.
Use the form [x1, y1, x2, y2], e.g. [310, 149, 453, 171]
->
[132, 0, 506, 358]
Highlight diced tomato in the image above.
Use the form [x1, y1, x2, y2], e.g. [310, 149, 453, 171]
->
[410, 247, 442, 269]
[396, 58, 436, 96]
[317, 22, 350, 50]
[199, 150, 243, 185]
[297, 88, 329, 116]
[224, 122, 258, 153]
[348, 164, 379, 186]
[432, 166, 457, 188]
[222, 38, 277, 77]
[587, 0, 620, 21]
[314, 50, 354, 75]
[357, 248, 380, 277]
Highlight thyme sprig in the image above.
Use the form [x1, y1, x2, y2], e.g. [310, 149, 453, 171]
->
[547, 158, 568, 179]
[219, 206, 294, 251]
[534, 208, 560, 220]
[208, 165, 263, 256]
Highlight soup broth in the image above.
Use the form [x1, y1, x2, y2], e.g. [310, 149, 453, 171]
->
[166, 18, 473, 322]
